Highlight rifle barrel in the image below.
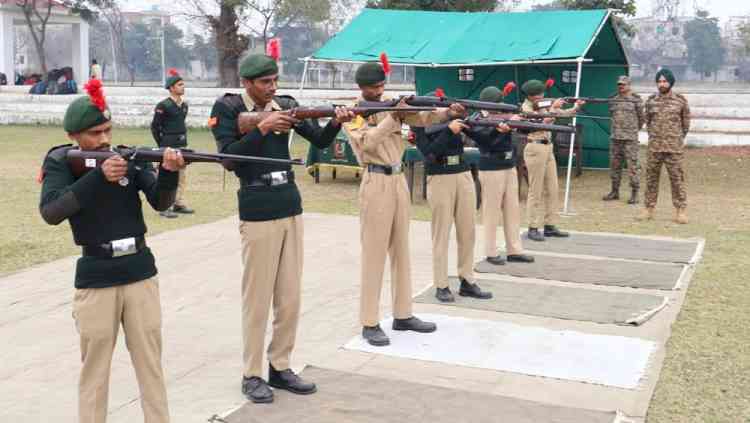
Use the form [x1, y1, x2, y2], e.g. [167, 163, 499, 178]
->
[67, 147, 304, 166]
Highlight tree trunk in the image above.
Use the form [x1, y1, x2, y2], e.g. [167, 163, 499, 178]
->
[213, 3, 246, 88]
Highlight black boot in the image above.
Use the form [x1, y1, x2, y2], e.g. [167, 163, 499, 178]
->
[268, 364, 317, 395]
[392, 316, 437, 333]
[602, 182, 619, 201]
[159, 207, 178, 218]
[172, 204, 195, 214]
[362, 325, 390, 346]
[242, 376, 274, 403]
[485, 255, 506, 266]
[628, 188, 639, 205]
[527, 228, 545, 242]
[458, 277, 493, 299]
[544, 225, 569, 238]
[435, 287, 455, 302]
[507, 254, 535, 263]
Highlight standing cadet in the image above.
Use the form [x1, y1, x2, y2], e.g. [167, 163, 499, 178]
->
[520, 79, 584, 242]
[414, 105, 492, 303]
[343, 60, 462, 346]
[638, 68, 691, 224]
[209, 54, 353, 404]
[603, 75, 644, 204]
[152, 68, 192, 218]
[39, 79, 184, 423]
[472, 86, 535, 265]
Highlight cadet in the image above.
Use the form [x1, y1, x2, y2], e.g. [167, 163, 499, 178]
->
[209, 54, 353, 403]
[473, 86, 535, 265]
[414, 97, 492, 303]
[39, 79, 184, 423]
[638, 68, 691, 224]
[151, 69, 192, 217]
[343, 60, 462, 346]
[603, 75, 644, 204]
[520, 79, 584, 242]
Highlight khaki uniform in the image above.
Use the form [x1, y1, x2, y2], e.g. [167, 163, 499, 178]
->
[480, 168, 523, 256]
[521, 99, 577, 228]
[644, 91, 691, 208]
[609, 92, 644, 189]
[344, 102, 448, 326]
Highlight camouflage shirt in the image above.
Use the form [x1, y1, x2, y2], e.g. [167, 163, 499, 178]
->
[645, 91, 690, 153]
[609, 92, 644, 141]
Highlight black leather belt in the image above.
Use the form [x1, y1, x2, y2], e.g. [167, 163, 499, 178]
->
[82, 236, 146, 258]
[433, 155, 465, 166]
[242, 171, 295, 187]
[527, 139, 550, 145]
[367, 163, 403, 175]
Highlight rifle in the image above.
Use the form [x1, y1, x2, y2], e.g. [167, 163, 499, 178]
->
[425, 117, 575, 136]
[67, 146, 304, 176]
[534, 97, 638, 109]
[357, 95, 520, 114]
[520, 111, 611, 121]
[237, 106, 438, 135]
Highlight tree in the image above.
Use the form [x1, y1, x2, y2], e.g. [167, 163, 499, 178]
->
[684, 10, 725, 81]
[365, 0, 498, 12]
[191, 34, 219, 78]
[738, 22, 750, 57]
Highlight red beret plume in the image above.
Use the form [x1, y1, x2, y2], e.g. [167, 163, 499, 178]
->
[502, 81, 516, 97]
[168, 68, 179, 77]
[267, 38, 281, 61]
[545, 78, 555, 89]
[435, 87, 446, 98]
[84, 78, 107, 112]
[379, 52, 391, 75]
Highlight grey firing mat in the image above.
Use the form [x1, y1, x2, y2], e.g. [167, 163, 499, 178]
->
[222, 366, 624, 423]
[474, 255, 685, 290]
[415, 277, 668, 325]
[519, 232, 701, 264]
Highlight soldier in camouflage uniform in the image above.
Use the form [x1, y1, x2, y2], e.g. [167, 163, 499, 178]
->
[603, 75, 644, 204]
[638, 68, 691, 224]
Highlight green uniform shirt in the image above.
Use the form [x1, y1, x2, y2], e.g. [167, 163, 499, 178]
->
[414, 125, 470, 175]
[209, 93, 341, 222]
[39, 145, 179, 289]
[151, 97, 188, 147]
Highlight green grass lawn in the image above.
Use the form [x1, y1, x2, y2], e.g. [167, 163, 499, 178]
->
[1, 125, 748, 421]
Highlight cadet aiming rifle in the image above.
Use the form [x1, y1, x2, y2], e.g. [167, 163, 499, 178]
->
[67, 146, 304, 175]
[425, 117, 575, 136]
[357, 95, 520, 114]
[237, 105, 439, 135]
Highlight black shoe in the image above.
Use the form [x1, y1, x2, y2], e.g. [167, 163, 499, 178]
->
[602, 183, 620, 201]
[544, 225, 569, 238]
[435, 287, 455, 303]
[242, 376, 274, 403]
[268, 364, 317, 395]
[459, 277, 493, 299]
[507, 254, 535, 263]
[172, 205, 194, 214]
[628, 188, 639, 205]
[527, 228, 545, 242]
[362, 325, 390, 346]
[159, 208, 178, 218]
[392, 316, 437, 333]
[485, 255, 506, 266]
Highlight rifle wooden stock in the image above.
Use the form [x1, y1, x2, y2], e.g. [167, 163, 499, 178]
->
[534, 97, 638, 110]
[67, 146, 304, 176]
[236, 106, 438, 135]
[358, 95, 520, 113]
[424, 118, 575, 136]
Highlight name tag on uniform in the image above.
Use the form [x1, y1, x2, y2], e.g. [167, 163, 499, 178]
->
[447, 155, 460, 166]
[111, 237, 137, 257]
[85, 158, 97, 168]
[269, 171, 289, 185]
[505, 151, 513, 160]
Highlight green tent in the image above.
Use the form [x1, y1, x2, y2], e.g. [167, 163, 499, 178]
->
[306, 8, 629, 209]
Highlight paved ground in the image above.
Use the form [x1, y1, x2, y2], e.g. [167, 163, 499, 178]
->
[0, 213, 700, 422]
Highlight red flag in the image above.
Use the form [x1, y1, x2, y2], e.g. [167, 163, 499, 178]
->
[379, 52, 391, 75]
[267, 38, 281, 61]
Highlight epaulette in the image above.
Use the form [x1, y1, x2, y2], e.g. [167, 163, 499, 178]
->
[647, 94, 657, 101]
[45, 143, 74, 161]
[674, 93, 687, 101]
[631, 92, 642, 99]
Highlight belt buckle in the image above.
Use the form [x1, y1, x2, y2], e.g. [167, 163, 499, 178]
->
[391, 163, 402, 174]
[111, 237, 137, 257]
[446, 155, 460, 166]
[269, 171, 288, 185]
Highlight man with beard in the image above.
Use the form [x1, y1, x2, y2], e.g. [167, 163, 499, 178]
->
[638, 68, 691, 224]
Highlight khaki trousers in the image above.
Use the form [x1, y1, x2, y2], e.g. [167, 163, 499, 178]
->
[479, 168, 524, 257]
[174, 169, 187, 207]
[524, 142, 559, 228]
[239, 215, 303, 378]
[426, 172, 476, 288]
[359, 170, 413, 327]
[72, 277, 169, 423]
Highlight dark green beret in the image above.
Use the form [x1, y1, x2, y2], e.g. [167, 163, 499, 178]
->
[479, 86, 503, 103]
[165, 75, 183, 89]
[63, 96, 111, 133]
[355, 62, 386, 86]
[521, 79, 545, 96]
[240, 54, 279, 80]
[655, 68, 675, 86]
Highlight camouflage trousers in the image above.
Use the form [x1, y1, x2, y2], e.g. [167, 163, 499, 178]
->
[609, 139, 640, 189]
[644, 151, 687, 209]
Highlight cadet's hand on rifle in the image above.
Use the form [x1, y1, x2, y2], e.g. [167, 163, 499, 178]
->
[552, 99, 566, 109]
[333, 106, 355, 124]
[391, 97, 415, 120]
[448, 119, 469, 134]
[496, 123, 512, 133]
[574, 99, 586, 109]
[258, 111, 300, 135]
[161, 147, 185, 171]
[448, 103, 466, 118]
[101, 155, 128, 183]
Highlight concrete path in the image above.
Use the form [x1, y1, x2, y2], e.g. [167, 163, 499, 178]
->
[0, 213, 700, 422]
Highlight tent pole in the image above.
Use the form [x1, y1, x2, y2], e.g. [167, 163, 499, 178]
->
[562, 57, 584, 215]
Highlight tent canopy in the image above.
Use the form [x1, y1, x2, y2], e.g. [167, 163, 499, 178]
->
[311, 8, 625, 66]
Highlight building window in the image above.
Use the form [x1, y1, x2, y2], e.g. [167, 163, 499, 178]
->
[562, 70, 577, 83]
[458, 68, 474, 81]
